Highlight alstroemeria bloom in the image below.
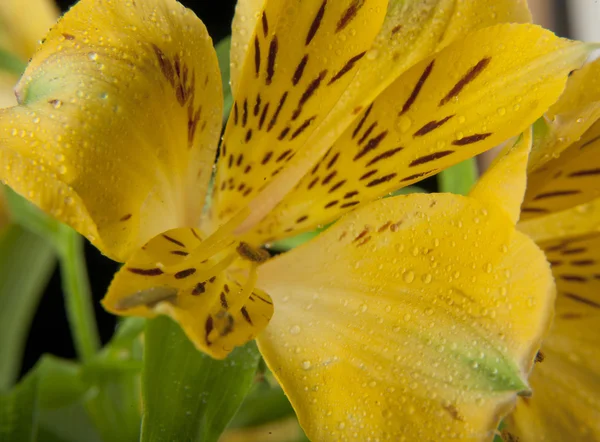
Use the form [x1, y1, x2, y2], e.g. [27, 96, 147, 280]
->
[504, 59, 600, 441]
[0, 0, 594, 439]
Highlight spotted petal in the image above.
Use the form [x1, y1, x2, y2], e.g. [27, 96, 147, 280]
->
[505, 233, 600, 441]
[249, 24, 588, 243]
[0, 0, 222, 261]
[103, 226, 273, 359]
[290, 0, 532, 181]
[0, 0, 59, 61]
[229, 0, 265, 95]
[256, 193, 554, 441]
[522, 119, 600, 220]
[529, 58, 600, 172]
[210, 0, 388, 228]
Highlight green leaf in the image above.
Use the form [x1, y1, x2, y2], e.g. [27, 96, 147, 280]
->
[0, 225, 55, 390]
[437, 158, 478, 195]
[5, 188, 101, 362]
[228, 384, 295, 429]
[81, 317, 144, 442]
[0, 48, 26, 76]
[0, 370, 39, 441]
[141, 316, 261, 442]
[34, 356, 102, 442]
[215, 37, 232, 122]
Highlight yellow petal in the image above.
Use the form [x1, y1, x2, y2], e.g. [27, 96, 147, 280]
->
[505, 233, 600, 441]
[470, 128, 532, 224]
[230, 0, 265, 95]
[522, 119, 600, 220]
[519, 198, 600, 244]
[0, 0, 59, 60]
[292, 0, 532, 185]
[103, 226, 273, 359]
[256, 193, 554, 441]
[529, 58, 600, 172]
[209, 0, 388, 228]
[249, 24, 588, 243]
[0, 0, 222, 261]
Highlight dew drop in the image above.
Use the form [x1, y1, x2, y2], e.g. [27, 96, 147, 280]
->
[289, 325, 301, 335]
[398, 115, 412, 133]
[402, 270, 415, 283]
[301, 360, 312, 370]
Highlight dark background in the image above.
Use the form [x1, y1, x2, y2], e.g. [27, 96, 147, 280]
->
[22, 0, 572, 376]
[22, 0, 238, 376]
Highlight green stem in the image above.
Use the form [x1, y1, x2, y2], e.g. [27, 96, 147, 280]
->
[57, 227, 100, 362]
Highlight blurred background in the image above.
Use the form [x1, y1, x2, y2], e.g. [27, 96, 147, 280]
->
[21, 0, 600, 377]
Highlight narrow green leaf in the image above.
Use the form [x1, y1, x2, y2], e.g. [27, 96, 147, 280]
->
[142, 316, 261, 442]
[215, 37, 232, 122]
[0, 225, 55, 390]
[0, 370, 39, 442]
[437, 158, 478, 195]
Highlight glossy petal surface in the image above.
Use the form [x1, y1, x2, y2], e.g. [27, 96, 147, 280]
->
[519, 198, 600, 245]
[257, 193, 554, 441]
[251, 24, 587, 243]
[103, 227, 273, 359]
[0, 0, 59, 60]
[210, 0, 388, 228]
[522, 120, 600, 220]
[291, 0, 532, 181]
[529, 58, 600, 171]
[0, 0, 222, 261]
[229, 0, 265, 95]
[505, 233, 600, 441]
[470, 129, 531, 224]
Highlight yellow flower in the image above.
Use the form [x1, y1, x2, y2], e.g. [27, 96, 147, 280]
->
[0, 0, 593, 439]
[503, 58, 600, 441]
[0, 0, 59, 229]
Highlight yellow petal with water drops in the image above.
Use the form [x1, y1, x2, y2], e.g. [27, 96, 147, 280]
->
[291, 0, 532, 183]
[470, 128, 532, 224]
[256, 193, 554, 441]
[209, 0, 388, 228]
[529, 58, 600, 172]
[521, 119, 600, 220]
[0, 0, 222, 262]
[504, 233, 600, 441]
[519, 198, 600, 245]
[0, 0, 59, 61]
[229, 0, 265, 95]
[249, 24, 587, 244]
[103, 226, 273, 359]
